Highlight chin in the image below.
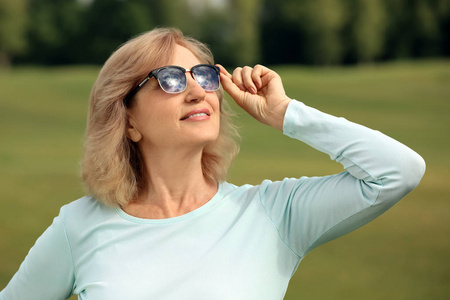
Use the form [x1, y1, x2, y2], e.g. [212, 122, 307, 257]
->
[179, 120, 220, 147]
[192, 130, 220, 147]
[201, 133, 220, 145]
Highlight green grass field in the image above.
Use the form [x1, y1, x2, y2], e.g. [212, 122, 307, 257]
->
[0, 61, 449, 299]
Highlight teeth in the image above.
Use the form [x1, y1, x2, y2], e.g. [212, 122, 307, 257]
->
[187, 113, 207, 119]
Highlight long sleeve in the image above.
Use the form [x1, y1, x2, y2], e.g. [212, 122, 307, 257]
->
[259, 100, 426, 258]
[0, 213, 75, 300]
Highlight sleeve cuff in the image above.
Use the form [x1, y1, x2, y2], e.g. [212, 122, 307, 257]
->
[282, 99, 303, 137]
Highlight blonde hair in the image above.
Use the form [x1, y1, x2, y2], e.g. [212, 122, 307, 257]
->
[82, 28, 240, 207]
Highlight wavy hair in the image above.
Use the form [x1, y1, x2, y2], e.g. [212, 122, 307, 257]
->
[82, 28, 240, 207]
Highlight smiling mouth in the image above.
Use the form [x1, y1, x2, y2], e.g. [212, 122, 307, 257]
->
[181, 112, 209, 120]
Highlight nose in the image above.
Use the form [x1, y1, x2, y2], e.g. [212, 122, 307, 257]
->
[185, 72, 206, 102]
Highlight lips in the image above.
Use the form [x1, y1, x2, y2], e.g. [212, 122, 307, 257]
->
[181, 108, 211, 121]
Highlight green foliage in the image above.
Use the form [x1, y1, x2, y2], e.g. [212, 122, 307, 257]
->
[80, 0, 153, 64]
[383, 0, 447, 59]
[414, 0, 441, 55]
[262, 0, 450, 65]
[0, 0, 27, 66]
[150, 0, 195, 33]
[229, 0, 261, 65]
[346, 0, 387, 63]
[197, 9, 236, 66]
[191, 0, 262, 66]
[2, 0, 450, 65]
[23, 0, 84, 64]
[283, 0, 347, 65]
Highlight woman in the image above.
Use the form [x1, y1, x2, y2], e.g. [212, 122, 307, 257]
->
[0, 28, 425, 299]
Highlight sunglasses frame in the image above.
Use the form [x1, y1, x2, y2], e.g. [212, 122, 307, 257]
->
[124, 64, 220, 107]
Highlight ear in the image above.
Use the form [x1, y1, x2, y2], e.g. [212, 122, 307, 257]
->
[126, 116, 142, 143]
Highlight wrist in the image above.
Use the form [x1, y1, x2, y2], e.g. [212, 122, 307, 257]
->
[267, 97, 291, 131]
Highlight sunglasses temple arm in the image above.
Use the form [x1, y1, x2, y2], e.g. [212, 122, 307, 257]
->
[124, 76, 150, 106]
[137, 77, 150, 90]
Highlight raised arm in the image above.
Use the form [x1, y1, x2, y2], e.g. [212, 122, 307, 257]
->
[220, 64, 426, 257]
[274, 100, 425, 255]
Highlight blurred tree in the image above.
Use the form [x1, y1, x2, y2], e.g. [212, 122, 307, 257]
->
[7, 0, 450, 66]
[345, 0, 387, 63]
[0, 0, 27, 67]
[15, 0, 82, 64]
[81, 0, 153, 64]
[189, 0, 261, 66]
[149, 0, 196, 34]
[383, 0, 444, 59]
[383, 0, 414, 59]
[282, 0, 347, 65]
[436, 0, 450, 56]
[228, 0, 261, 65]
[260, 0, 306, 65]
[413, 0, 441, 56]
[16, 0, 84, 64]
[196, 7, 236, 66]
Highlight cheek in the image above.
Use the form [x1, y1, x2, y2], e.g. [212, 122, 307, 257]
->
[134, 97, 178, 125]
[137, 110, 176, 135]
[130, 109, 160, 140]
[208, 94, 221, 111]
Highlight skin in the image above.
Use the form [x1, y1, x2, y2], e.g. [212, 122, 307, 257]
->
[218, 64, 291, 131]
[123, 45, 291, 219]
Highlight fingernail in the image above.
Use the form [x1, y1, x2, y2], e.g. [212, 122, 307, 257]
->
[239, 84, 246, 91]
[250, 87, 257, 94]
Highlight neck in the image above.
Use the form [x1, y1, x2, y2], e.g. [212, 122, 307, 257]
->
[124, 145, 217, 219]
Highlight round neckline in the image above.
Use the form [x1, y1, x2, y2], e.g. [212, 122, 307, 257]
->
[114, 182, 224, 224]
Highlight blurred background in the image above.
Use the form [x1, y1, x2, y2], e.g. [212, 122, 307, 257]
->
[1, 0, 450, 67]
[0, 0, 449, 299]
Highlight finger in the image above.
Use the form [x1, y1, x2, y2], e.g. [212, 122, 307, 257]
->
[217, 64, 241, 95]
[219, 72, 245, 106]
[251, 64, 264, 90]
[241, 66, 258, 94]
[260, 68, 280, 89]
[216, 64, 232, 80]
[232, 67, 246, 91]
[250, 65, 280, 91]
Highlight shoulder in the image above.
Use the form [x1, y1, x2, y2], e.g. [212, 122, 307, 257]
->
[58, 195, 117, 232]
[220, 177, 308, 201]
[219, 181, 260, 198]
[60, 195, 106, 216]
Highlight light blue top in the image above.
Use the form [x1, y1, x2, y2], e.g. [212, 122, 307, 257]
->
[0, 100, 425, 300]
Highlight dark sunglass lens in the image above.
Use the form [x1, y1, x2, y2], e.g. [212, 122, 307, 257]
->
[193, 66, 219, 91]
[158, 68, 186, 93]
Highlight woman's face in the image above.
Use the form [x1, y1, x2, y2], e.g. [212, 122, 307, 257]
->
[126, 45, 221, 153]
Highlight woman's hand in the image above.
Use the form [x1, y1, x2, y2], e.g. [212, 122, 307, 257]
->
[217, 64, 291, 131]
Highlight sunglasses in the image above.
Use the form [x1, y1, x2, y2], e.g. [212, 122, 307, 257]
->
[124, 64, 220, 106]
